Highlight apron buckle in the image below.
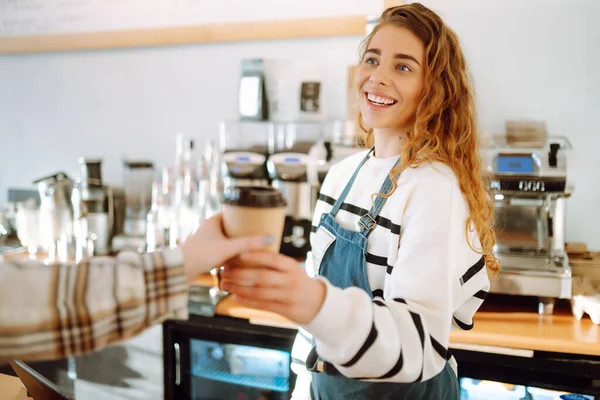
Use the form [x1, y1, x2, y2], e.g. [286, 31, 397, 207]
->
[316, 359, 325, 372]
[359, 213, 377, 230]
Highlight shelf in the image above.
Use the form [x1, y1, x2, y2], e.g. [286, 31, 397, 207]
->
[191, 356, 289, 393]
[0, 15, 367, 55]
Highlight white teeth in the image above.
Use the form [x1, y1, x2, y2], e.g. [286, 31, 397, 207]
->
[367, 93, 396, 105]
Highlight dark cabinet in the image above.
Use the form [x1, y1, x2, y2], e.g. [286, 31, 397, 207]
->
[455, 349, 600, 399]
[163, 314, 297, 400]
[164, 312, 600, 399]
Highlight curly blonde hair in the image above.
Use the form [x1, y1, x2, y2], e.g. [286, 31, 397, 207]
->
[358, 3, 499, 275]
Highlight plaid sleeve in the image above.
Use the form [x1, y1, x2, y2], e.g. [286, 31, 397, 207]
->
[0, 248, 188, 362]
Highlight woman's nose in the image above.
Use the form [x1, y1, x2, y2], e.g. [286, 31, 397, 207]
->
[369, 68, 391, 86]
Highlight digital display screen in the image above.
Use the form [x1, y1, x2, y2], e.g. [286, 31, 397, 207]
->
[284, 157, 300, 163]
[497, 155, 534, 174]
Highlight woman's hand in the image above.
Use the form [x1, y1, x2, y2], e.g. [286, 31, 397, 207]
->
[220, 252, 327, 325]
[181, 214, 274, 283]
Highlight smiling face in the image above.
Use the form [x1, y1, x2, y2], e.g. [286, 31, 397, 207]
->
[355, 25, 426, 133]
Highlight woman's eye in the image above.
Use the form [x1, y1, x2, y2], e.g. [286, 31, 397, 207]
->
[397, 64, 411, 72]
[365, 57, 378, 65]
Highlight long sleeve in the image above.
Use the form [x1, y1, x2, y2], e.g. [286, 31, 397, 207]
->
[302, 166, 488, 383]
[0, 248, 188, 362]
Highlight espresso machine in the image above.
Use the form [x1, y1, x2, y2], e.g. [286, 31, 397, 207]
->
[268, 145, 320, 259]
[268, 138, 365, 259]
[483, 135, 574, 314]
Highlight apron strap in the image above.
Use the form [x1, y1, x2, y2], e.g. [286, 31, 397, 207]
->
[330, 148, 374, 217]
[358, 156, 402, 237]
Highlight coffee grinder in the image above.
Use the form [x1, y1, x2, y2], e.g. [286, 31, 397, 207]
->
[268, 142, 324, 259]
[220, 120, 271, 188]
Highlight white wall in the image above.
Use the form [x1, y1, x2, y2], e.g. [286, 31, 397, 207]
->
[1, 0, 599, 247]
[425, 0, 600, 248]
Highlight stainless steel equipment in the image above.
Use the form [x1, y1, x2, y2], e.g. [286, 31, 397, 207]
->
[33, 172, 74, 212]
[219, 120, 272, 188]
[111, 161, 154, 252]
[220, 119, 362, 259]
[222, 148, 270, 187]
[72, 158, 123, 256]
[219, 120, 343, 189]
[483, 135, 574, 314]
[122, 161, 154, 236]
[31, 172, 74, 260]
[268, 144, 322, 258]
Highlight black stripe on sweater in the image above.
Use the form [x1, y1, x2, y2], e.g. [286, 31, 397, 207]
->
[366, 252, 387, 266]
[354, 306, 425, 381]
[341, 322, 378, 368]
[410, 311, 425, 381]
[377, 350, 404, 379]
[474, 290, 488, 300]
[318, 194, 401, 235]
[372, 289, 384, 298]
[365, 252, 395, 274]
[430, 335, 448, 360]
[453, 316, 474, 330]
[373, 299, 386, 307]
[460, 256, 485, 285]
[410, 312, 425, 349]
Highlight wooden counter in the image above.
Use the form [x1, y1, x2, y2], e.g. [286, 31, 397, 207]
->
[4, 247, 598, 358]
[450, 310, 600, 357]
[193, 274, 600, 357]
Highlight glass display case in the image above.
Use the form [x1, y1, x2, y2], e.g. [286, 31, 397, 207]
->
[454, 347, 600, 399]
[163, 313, 297, 400]
[189, 340, 290, 399]
[460, 377, 595, 400]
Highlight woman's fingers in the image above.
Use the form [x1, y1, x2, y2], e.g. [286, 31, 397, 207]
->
[238, 251, 300, 272]
[232, 294, 290, 315]
[228, 235, 275, 256]
[221, 266, 286, 287]
[222, 281, 290, 303]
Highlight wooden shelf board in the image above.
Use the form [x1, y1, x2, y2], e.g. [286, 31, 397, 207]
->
[0, 15, 367, 54]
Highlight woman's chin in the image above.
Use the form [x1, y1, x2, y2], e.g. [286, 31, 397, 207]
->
[362, 119, 395, 130]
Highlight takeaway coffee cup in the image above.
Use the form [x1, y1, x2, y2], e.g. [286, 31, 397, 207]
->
[222, 185, 287, 253]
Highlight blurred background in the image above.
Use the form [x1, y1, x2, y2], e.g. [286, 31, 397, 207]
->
[0, 1, 599, 399]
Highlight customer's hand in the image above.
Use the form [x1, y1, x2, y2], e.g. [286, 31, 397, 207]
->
[181, 214, 274, 283]
[220, 252, 327, 325]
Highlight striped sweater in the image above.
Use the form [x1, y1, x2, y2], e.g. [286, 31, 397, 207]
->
[291, 150, 490, 397]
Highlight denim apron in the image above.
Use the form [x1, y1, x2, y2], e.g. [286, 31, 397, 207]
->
[306, 149, 459, 400]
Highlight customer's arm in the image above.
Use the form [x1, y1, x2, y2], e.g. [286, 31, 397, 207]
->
[0, 248, 187, 362]
[0, 214, 271, 362]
